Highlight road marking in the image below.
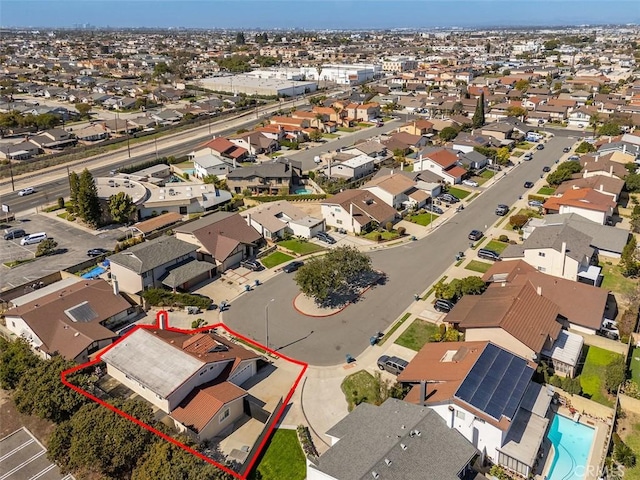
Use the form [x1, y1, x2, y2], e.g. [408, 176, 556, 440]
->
[28, 463, 57, 480]
[0, 450, 45, 480]
[0, 438, 35, 461]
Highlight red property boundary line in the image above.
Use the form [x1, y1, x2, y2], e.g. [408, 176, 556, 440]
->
[60, 310, 308, 479]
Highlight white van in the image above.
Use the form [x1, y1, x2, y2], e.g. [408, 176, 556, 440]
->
[21, 232, 47, 245]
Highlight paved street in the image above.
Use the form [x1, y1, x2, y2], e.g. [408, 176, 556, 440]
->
[223, 135, 576, 366]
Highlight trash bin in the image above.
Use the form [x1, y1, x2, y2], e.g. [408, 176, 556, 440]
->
[254, 279, 260, 286]
[244, 284, 251, 292]
[346, 354, 355, 363]
[370, 336, 378, 346]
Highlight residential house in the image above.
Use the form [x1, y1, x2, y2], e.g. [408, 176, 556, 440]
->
[4, 278, 136, 363]
[543, 188, 616, 225]
[580, 152, 630, 179]
[75, 124, 110, 142]
[199, 137, 248, 162]
[0, 140, 40, 160]
[413, 148, 467, 185]
[229, 131, 279, 155]
[457, 151, 489, 170]
[555, 175, 624, 203]
[596, 141, 640, 159]
[307, 397, 480, 480]
[398, 341, 551, 478]
[452, 132, 500, 154]
[108, 236, 214, 294]
[29, 128, 77, 149]
[482, 260, 612, 335]
[321, 189, 398, 234]
[102, 325, 260, 441]
[523, 213, 629, 259]
[174, 212, 264, 272]
[342, 140, 391, 165]
[355, 102, 381, 122]
[536, 104, 569, 122]
[481, 122, 514, 141]
[362, 172, 430, 209]
[567, 107, 596, 127]
[151, 109, 184, 125]
[398, 119, 434, 137]
[269, 115, 310, 129]
[103, 119, 137, 134]
[139, 182, 232, 218]
[242, 200, 325, 240]
[191, 152, 235, 179]
[324, 153, 375, 181]
[226, 158, 301, 195]
[500, 224, 600, 285]
[385, 131, 429, 150]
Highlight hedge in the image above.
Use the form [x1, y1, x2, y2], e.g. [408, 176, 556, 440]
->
[248, 194, 327, 203]
[141, 288, 212, 309]
[527, 194, 546, 203]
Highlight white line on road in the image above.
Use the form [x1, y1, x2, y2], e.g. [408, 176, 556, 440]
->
[0, 450, 45, 480]
[0, 439, 35, 462]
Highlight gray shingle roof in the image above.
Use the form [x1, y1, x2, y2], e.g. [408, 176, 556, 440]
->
[522, 224, 594, 263]
[108, 236, 198, 274]
[160, 259, 214, 288]
[541, 213, 629, 255]
[312, 398, 477, 480]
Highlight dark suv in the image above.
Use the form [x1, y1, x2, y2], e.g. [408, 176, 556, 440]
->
[377, 355, 409, 375]
[477, 249, 501, 261]
[316, 232, 336, 244]
[240, 259, 263, 271]
[4, 228, 26, 240]
[434, 298, 455, 313]
[495, 204, 509, 216]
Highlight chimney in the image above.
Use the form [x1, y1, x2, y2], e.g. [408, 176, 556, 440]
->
[157, 310, 168, 330]
[609, 165, 613, 177]
[247, 213, 252, 227]
[419, 380, 427, 406]
[390, 169, 394, 175]
[623, 144, 627, 154]
[608, 137, 612, 143]
[600, 184, 604, 192]
[233, 158, 237, 169]
[595, 153, 600, 161]
[112, 277, 119, 296]
[561, 241, 567, 256]
[536, 286, 542, 296]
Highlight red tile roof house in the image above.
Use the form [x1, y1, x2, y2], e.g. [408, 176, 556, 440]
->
[101, 325, 260, 442]
[412, 148, 467, 185]
[200, 136, 248, 162]
[543, 188, 616, 225]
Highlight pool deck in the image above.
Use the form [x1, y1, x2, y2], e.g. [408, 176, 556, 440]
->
[535, 404, 611, 480]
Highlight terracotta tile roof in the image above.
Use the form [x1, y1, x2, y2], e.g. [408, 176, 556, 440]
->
[445, 165, 467, 178]
[425, 148, 458, 168]
[447, 283, 562, 353]
[543, 188, 616, 213]
[134, 212, 183, 235]
[555, 175, 624, 197]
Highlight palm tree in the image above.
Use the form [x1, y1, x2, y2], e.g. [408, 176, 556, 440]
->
[589, 112, 601, 138]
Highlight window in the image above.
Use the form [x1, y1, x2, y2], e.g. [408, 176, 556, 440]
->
[219, 408, 230, 423]
[336, 219, 343, 225]
[538, 266, 546, 272]
[11, 321, 15, 328]
[455, 410, 466, 420]
[179, 206, 187, 215]
[142, 271, 150, 278]
[538, 252, 546, 257]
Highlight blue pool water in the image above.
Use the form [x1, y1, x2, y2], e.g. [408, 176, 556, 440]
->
[82, 266, 106, 279]
[294, 188, 313, 195]
[546, 414, 595, 480]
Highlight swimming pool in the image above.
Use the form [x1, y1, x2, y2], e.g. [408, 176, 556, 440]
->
[82, 266, 106, 279]
[546, 414, 595, 480]
[294, 187, 314, 195]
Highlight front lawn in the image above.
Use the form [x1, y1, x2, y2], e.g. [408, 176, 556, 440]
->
[464, 260, 493, 273]
[480, 170, 496, 179]
[579, 345, 621, 407]
[322, 133, 339, 139]
[515, 141, 535, 149]
[621, 418, 640, 480]
[408, 213, 439, 226]
[278, 239, 325, 255]
[249, 429, 305, 480]
[395, 319, 439, 351]
[447, 187, 471, 199]
[337, 126, 357, 133]
[341, 370, 382, 411]
[600, 261, 638, 298]
[484, 240, 509, 254]
[537, 186, 556, 195]
[261, 251, 294, 269]
[357, 122, 372, 128]
[631, 347, 640, 384]
[363, 230, 400, 241]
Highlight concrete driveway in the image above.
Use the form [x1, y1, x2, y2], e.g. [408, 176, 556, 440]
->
[223, 136, 576, 366]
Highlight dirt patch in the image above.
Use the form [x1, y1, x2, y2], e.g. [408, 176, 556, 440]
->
[618, 411, 640, 441]
[0, 388, 56, 446]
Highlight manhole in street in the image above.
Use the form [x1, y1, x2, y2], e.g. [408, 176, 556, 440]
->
[335, 345, 341, 351]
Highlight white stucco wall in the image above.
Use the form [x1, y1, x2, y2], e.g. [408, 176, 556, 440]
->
[559, 206, 607, 224]
[321, 203, 362, 233]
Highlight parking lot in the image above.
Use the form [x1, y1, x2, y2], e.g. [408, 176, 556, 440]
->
[1, 213, 123, 289]
[0, 428, 73, 480]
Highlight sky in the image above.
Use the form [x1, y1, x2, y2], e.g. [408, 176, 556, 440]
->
[3, 0, 639, 29]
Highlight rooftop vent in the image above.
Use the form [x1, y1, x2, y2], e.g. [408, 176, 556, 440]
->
[384, 458, 392, 467]
[400, 443, 408, 450]
[371, 472, 379, 479]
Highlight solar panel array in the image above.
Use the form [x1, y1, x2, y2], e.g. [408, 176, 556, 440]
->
[455, 343, 533, 421]
[65, 301, 98, 323]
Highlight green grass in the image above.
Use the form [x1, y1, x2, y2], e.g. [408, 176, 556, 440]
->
[455, 259, 465, 267]
[363, 230, 400, 241]
[600, 262, 638, 298]
[447, 187, 471, 199]
[322, 133, 339, 138]
[378, 313, 412, 346]
[3, 258, 36, 268]
[174, 161, 194, 169]
[261, 251, 294, 269]
[537, 186, 556, 195]
[277, 239, 325, 255]
[395, 319, 439, 351]
[468, 193, 480, 202]
[511, 150, 524, 158]
[515, 141, 535, 149]
[464, 260, 493, 273]
[57, 211, 74, 221]
[484, 240, 509, 254]
[470, 236, 488, 250]
[341, 370, 382, 411]
[514, 207, 543, 219]
[622, 420, 640, 480]
[250, 429, 305, 480]
[495, 209, 515, 227]
[337, 127, 357, 132]
[480, 170, 496, 179]
[422, 275, 448, 300]
[579, 345, 621, 407]
[630, 347, 640, 384]
[408, 213, 439, 226]
[357, 122, 372, 128]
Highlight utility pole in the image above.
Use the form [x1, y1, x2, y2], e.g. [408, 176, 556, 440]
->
[8, 161, 15, 192]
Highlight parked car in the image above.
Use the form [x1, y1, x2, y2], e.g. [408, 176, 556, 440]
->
[282, 261, 304, 273]
[487, 164, 502, 171]
[377, 355, 408, 375]
[18, 187, 35, 196]
[468, 229, 483, 241]
[425, 204, 444, 215]
[462, 179, 479, 187]
[495, 204, 509, 216]
[524, 181, 534, 188]
[87, 248, 110, 257]
[477, 248, 501, 261]
[316, 231, 337, 244]
[528, 200, 544, 208]
[568, 155, 580, 161]
[562, 147, 571, 153]
[439, 193, 459, 204]
[542, 166, 551, 173]
[4, 228, 26, 240]
[536, 144, 545, 150]
[21, 232, 47, 245]
[523, 153, 533, 161]
[434, 298, 455, 313]
[240, 259, 263, 271]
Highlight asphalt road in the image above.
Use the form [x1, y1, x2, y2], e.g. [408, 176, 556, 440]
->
[222, 135, 576, 366]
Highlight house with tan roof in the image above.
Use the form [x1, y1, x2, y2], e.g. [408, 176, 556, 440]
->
[398, 341, 551, 478]
[413, 148, 467, 185]
[361, 172, 430, 209]
[555, 174, 624, 202]
[543, 188, 616, 225]
[102, 325, 260, 441]
[398, 119, 434, 136]
[580, 152, 630, 179]
[321, 189, 398, 234]
[174, 211, 264, 272]
[229, 131, 279, 155]
[4, 278, 136, 363]
[241, 200, 325, 240]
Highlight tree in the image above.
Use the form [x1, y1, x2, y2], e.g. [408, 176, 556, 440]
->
[36, 238, 58, 257]
[620, 235, 640, 277]
[626, 163, 639, 175]
[615, 440, 637, 468]
[605, 356, 627, 393]
[561, 376, 582, 395]
[12, 356, 90, 423]
[76, 169, 102, 226]
[235, 32, 246, 45]
[460, 276, 487, 295]
[108, 192, 136, 224]
[439, 126, 458, 142]
[589, 112, 601, 137]
[506, 106, 527, 118]
[546, 159, 583, 186]
[495, 147, 511, 166]
[68, 171, 80, 215]
[599, 122, 622, 137]
[74, 103, 91, 119]
[509, 214, 529, 229]
[575, 141, 596, 154]
[0, 338, 39, 390]
[254, 32, 268, 45]
[392, 148, 406, 167]
[308, 128, 323, 142]
[626, 173, 640, 193]
[472, 93, 485, 128]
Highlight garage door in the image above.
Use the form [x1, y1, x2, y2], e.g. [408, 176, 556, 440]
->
[230, 362, 254, 386]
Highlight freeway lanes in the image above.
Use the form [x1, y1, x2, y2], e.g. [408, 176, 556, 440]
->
[222, 135, 576, 366]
